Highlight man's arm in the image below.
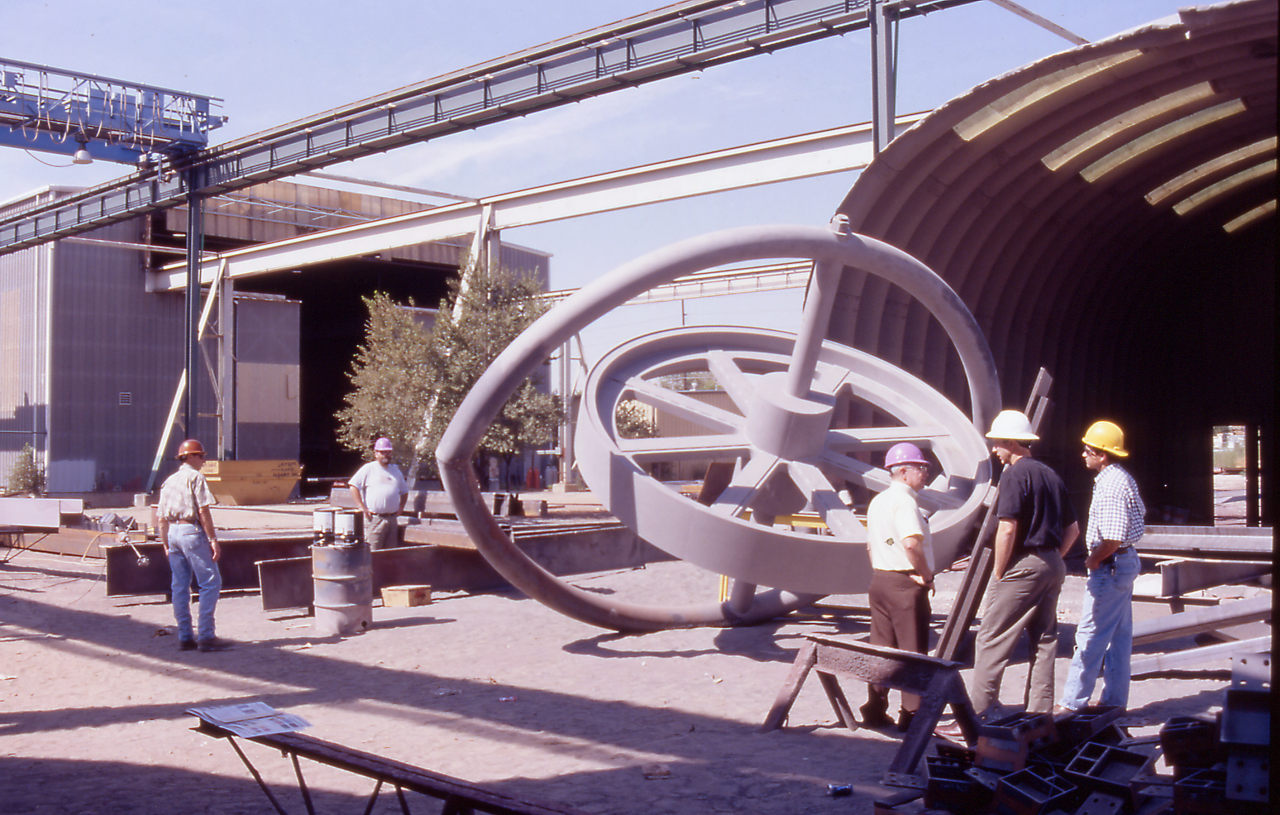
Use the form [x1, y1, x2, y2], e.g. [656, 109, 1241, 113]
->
[1086, 538, 1122, 571]
[1059, 521, 1080, 558]
[197, 504, 220, 562]
[349, 485, 371, 519]
[992, 518, 1018, 580]
[900, 534, 935, 589]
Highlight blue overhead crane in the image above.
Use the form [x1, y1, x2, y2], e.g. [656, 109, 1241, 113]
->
[0, 57, 224, 164]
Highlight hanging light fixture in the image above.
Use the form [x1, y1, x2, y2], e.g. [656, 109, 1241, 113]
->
[72, 132, 93, 165]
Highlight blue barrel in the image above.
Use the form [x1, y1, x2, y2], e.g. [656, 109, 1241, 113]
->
[312, 537, 372, 636]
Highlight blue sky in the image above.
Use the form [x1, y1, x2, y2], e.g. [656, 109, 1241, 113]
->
[2, 1, 1183, 360]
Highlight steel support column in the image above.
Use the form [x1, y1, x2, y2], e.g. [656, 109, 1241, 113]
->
[870, 0, 898, 154]
[183, 171, 205, 437]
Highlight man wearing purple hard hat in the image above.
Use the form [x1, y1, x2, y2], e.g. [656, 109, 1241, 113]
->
[861, 441, 936, 732]
[348, 437, 409, 550]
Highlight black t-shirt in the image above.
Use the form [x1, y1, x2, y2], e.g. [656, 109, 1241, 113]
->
[995, 457, 1076, 551]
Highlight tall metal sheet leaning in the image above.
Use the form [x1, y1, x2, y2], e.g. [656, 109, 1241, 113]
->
[438, 217, 1002, 632]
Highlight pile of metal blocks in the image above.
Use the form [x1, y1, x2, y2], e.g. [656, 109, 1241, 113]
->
[875, 654, 1272, 815]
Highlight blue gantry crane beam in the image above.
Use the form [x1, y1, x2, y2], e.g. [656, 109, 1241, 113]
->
[0, 57, 224, 165]
[0, 0, 979, 255]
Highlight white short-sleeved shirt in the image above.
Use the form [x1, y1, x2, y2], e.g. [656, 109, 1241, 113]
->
[349, 461, 408, 515]
[865, 480, 934, 573]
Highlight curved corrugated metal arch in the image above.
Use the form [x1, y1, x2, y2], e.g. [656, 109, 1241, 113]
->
[832, 0, 1276, 519]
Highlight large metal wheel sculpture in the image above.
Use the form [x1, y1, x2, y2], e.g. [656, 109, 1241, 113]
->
[438, 220, 1001, 632]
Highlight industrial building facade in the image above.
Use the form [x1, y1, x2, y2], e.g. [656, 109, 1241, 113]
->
[0, 180, 549, 495]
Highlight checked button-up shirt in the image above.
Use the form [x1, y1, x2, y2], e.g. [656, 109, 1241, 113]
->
[1086, 463, 1146, 550]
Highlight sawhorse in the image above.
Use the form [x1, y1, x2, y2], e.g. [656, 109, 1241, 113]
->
[761, 636, 979, 777]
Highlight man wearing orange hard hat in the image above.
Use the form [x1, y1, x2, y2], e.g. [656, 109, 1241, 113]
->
[156, 439, 229, 652]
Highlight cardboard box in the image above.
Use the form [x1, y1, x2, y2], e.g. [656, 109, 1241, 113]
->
[381, 585, 432, 607]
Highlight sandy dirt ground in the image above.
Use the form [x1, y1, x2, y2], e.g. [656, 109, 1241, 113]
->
[0, 501, 1262, 815]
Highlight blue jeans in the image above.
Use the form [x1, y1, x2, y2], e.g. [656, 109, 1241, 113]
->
[168, 523, 222, 642]
[1060, 547, 1140, 709]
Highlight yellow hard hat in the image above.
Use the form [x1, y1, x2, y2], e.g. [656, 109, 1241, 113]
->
[1082, 421, 1128, 457]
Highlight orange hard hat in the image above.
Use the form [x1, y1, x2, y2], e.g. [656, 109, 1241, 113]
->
[176, 439, 206, 460]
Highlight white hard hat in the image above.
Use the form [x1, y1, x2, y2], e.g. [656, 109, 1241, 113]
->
[985, 409, 1039, 442]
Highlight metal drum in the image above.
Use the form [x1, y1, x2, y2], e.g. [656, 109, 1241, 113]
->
[312, 531, 372, 636]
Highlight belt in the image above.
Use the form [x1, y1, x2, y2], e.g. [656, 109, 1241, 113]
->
[1099, 547, 1134, 568]
[375, 512, 398, 518]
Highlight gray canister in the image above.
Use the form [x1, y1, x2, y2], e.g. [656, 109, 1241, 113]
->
[312, 538, 372, 636]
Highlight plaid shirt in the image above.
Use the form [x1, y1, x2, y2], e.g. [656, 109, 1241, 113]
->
[1085, 463, 1145, 549]
[158, 463, 216, 523]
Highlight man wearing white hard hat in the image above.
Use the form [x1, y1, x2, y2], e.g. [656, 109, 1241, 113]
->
[964, 410, 1078, 724]
[1059, 421, 1145, 712]
[348, 437, 409, 550]
[861, 442, 936, 732]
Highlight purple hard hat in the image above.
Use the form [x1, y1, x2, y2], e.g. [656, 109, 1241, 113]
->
[885, 442, 929, 469]
[373, 437, 394, 452]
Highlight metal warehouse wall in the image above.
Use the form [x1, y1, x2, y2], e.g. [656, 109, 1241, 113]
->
[0, 199, 51, 486]
[47, 220, 210, 493]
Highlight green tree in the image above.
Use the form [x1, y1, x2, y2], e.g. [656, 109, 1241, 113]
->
[335, 291, 434, 464]
[6, 444, 45, 496]
[615, 399, 658, 440]
[407, 260, 561, 482]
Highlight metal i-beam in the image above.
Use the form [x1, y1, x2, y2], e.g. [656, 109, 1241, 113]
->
[1, 0, 978, 255]
[148, 115, 924, 292]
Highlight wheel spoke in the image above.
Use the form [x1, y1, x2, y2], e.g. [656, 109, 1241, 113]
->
[787, 461, 866, 539]
[825, 425, 951, 453]
[817, 448, 892, 491]
[708, 454, 779, 518]
[704, 351, 757, 415]
[618, 435, 751, 464]
[623, 376, 743, 435]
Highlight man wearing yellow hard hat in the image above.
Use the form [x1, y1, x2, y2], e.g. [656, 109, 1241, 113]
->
[1059, 420, 1146, 712]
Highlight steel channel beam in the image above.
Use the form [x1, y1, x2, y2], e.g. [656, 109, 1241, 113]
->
[147, 117, 925, 291]
[0, 0, 978, 255]
[1131, 635, 1271, 676]
[1132, 595, 1272, 645]
[1158, 558, 1272, 596]
[1138, 526, 1273, 560]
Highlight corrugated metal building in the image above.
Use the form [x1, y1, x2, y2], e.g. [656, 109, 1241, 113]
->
[0, 180, 549, 494]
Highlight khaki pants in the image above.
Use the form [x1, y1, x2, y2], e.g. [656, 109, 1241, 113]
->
[970, 548, 1065, 716]
[364, 514, 399, 550]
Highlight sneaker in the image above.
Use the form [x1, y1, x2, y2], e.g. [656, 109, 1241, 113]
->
[934, 721, 966, 741]
[197, 637, 234, 652]
[178, 639, 197, 651]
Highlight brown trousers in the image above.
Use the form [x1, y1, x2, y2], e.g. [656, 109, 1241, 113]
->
[867, 569, 931, 713]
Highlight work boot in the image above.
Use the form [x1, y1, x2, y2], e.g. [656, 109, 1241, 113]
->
[178, 638, 197, 651]
[198, 637, 234, 652]
[859, 702, 894, 729]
